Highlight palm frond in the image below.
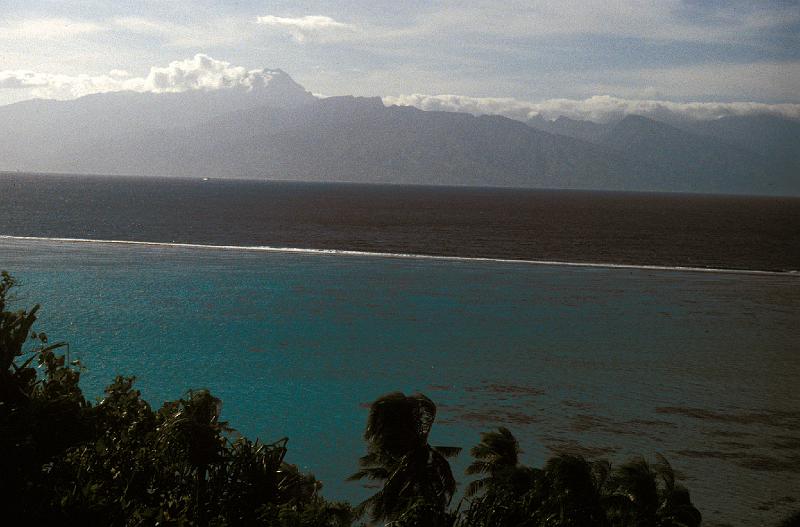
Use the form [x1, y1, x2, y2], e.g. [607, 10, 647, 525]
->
[465, 477, 488, 497]
[348, 467, 390, 481]
[466, 460, 491, 476]
[433, 445, 462, 458]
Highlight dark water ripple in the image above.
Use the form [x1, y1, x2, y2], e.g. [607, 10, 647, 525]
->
[1, 172, 799, 271]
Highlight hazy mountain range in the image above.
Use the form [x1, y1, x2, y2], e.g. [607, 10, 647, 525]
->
[1, 69, 797, 195]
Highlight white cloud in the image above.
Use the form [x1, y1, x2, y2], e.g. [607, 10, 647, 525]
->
[0, 70, 125, 98]
[0, 55, 279, 100]
[137, 54, 273, 93]
[383, 94, 800, 123]
[383, 94, 537, 121]
[255, 15, 356, 42]
[0, 71, 50, 89]
[3, 50, 797, 124]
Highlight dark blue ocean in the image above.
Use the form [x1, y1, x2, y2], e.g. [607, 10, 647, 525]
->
[1, 173, 799, 526]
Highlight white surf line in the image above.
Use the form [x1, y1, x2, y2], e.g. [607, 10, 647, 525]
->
[1, 234, 795, 277]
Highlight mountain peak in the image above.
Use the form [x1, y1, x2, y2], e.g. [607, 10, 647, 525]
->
[247, 68, 310, 96]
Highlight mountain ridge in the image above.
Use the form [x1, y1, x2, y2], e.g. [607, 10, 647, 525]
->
[1, 72, 797, 196]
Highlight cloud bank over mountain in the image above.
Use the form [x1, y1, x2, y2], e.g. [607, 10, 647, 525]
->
[2, 2, 798, 107]
[0, 65, 797, 196]
[3, 52, 798, 126]
[0, 54, 281, 100]
[383, 94, 800, 124]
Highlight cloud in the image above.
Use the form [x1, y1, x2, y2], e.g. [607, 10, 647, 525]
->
[401, 1, 800, 45]
[383, 94, 800, 123]
[255, 15, 356, 42]
[0, 18, 106, 40]
[137, 54, 277, 93]
[0, 16, 243, 48]
[0, 55, 279, 100]
[383, 94, 536, 121]
[0, 70, 125, 99]
[0, 71, 51, 89]
[624, 62, 800, 104]
[3, 51, 797, 124]
[111, 16, 245, 47]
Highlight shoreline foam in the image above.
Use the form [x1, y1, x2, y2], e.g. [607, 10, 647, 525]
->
[2, 235, 795, 277]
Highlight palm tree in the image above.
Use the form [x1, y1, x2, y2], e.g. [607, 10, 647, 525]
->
[460, 452, 607, 527]
[533, 454, 611, 527]
[156, 389, 232, 522]
[349, 392, 462, 525]
[778, 510, 800, 527]
[465, 426, 523, 497]
[603, 454, 701, 527]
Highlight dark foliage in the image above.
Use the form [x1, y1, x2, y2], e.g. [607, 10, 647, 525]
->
[778, 511, 800, 527]
[457, 428, 702, 527]
[0, 272, 353, 526]
[465, 426, 528, 498]
[349, 392, 461, 526]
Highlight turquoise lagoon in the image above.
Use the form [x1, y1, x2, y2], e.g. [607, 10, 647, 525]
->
[1, 237, 798, 526]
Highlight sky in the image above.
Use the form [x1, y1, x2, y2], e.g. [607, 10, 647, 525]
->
[1, 1, 799, 120]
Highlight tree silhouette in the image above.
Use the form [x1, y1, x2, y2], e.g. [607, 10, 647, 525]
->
[349, 392, 461, 525]
[465, 426, 526, 497]
[778, 510, 800, 527]
[530, 454, 611, 526]
[603, 454, 701, 527]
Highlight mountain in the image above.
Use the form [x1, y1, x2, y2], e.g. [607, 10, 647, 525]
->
[600, 115, 772, 192]
[0, 69, 315, 173]
[677, 114, 800, 191]
[0, 71, 797, 195]
[527, 115, 610, 144]
[528, 113, 797, 195]
[53, 96, 633, 189]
